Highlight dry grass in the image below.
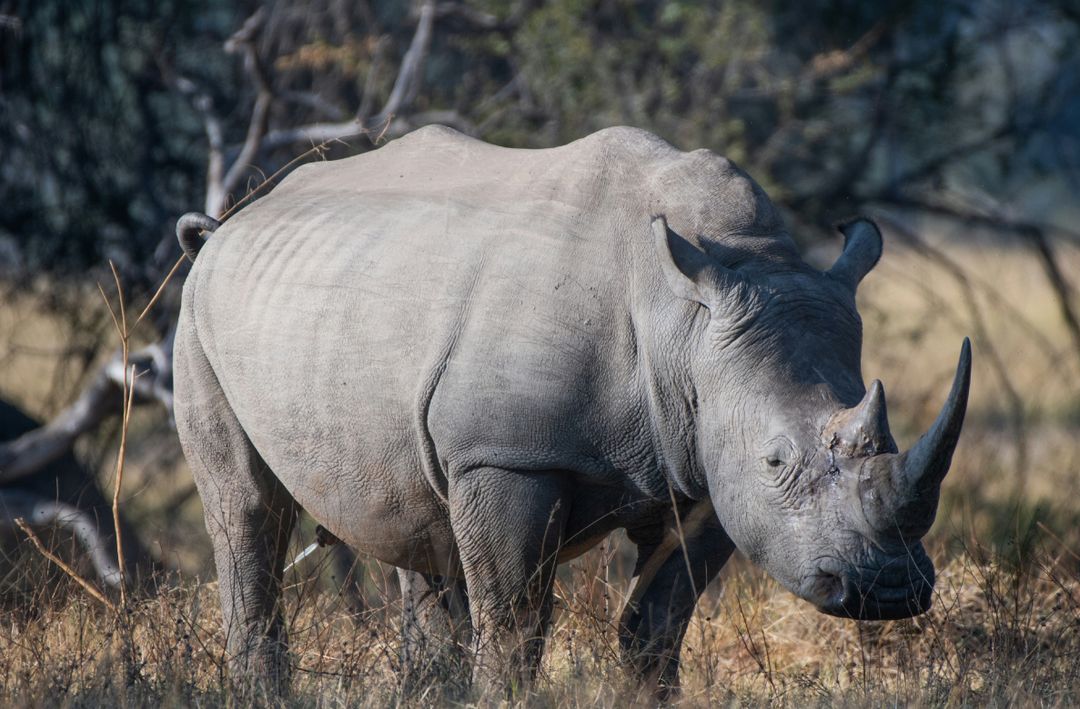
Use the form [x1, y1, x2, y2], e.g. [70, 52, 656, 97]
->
[1, 230, 1079, 706]
[0, 539, 1077, 706]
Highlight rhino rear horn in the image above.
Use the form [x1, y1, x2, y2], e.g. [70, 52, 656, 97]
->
[828, 218, 882, 289]
[827, 380, 898, 457]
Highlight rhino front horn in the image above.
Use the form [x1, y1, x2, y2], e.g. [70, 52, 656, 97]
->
[861, 338, 972, 538]
[898, 337, 972, 498]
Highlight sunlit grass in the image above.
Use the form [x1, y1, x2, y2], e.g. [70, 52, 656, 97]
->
[0, 539, 1077, 706]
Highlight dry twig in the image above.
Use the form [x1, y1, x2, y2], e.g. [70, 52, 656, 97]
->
[14, 517, 118, 613]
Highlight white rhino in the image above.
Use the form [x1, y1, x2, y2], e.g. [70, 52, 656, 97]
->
[173, 125, 970, 696]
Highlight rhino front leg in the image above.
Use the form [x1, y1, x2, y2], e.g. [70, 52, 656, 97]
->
[448, 467, 569, 694]
[621, 507, 734, 699]
[398, 569, 470, 694]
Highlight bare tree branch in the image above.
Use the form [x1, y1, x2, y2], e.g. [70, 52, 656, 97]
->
[873, 195, 1080, 246]
[280, 90, 348, 121]
[166, 73, 227, 216]
[879, 123, 1016, 198]
[371, 0, 436, 124]
[256, 0, 440, 154]
[356, 36, 390, 123]
[212, 8, 274, 217]
[874, 198, 1080, 370]
[254, 120, 366, 153]
[433, 2, 503, 31]
[246, 107, 478, 152]
[1029, 227, 1080, 367]
[167, 8, 278, 217]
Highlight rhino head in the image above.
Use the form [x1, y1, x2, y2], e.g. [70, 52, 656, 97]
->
[653, 216, 970, 620]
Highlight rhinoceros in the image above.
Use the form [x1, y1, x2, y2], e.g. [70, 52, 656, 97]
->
[173, 125, 970, 695]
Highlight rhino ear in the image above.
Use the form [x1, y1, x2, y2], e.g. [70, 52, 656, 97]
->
[828, 218, 883, 289]
[651, 216, 740, 309]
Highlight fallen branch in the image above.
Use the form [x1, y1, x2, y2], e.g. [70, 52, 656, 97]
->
[0, 336, 174, 485]
[3, 491, 123, 588]
[0, 367, 119, 484]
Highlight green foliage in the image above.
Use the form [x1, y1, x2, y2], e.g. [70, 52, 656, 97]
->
[0, 0, 249, 277]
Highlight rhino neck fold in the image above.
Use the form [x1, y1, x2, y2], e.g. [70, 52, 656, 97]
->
[636, 301, 711, 501]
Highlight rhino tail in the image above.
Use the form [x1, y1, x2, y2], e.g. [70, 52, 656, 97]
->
[176, 212, 221, 262]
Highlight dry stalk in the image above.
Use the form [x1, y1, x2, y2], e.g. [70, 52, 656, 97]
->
[100, 261, 132, 607]
[372, 113, 395, 144]
[112, 363, 137, 605]
[13, 517, 118, 613]
[133, 254, 188, 329]
[0, 269, 138, 618]
[218, 138, 340, 222]
[1036, 522, 1080, 565]
[667, 483, 699, 598]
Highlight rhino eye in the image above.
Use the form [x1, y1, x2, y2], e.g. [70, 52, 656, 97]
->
[762, 439, 795, 468]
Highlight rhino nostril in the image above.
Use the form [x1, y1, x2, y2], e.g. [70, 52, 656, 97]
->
[817, 572, 847, 608]
[840, 575, 863, 611]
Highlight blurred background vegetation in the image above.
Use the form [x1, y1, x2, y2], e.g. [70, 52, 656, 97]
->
[5, 0, 1079, 270]
[0, 1, 1078, 702]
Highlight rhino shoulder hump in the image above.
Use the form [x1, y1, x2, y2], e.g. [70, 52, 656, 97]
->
[391, 123, 476, 148]
[650, 147, 784, 239]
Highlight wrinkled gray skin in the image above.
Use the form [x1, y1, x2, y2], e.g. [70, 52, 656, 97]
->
[173, 126, 970, 696]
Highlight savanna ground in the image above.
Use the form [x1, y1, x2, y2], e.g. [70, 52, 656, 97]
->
[0, 224, 1078, 707]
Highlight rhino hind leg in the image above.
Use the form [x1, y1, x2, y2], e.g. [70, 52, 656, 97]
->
[398, 569, 470, 696]
[621, 514, 735, 699]
[448, 466, 570, 695]
[174, 323, 298, 695]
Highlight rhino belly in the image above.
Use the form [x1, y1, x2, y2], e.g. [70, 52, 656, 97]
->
[222, 372, 457, 572]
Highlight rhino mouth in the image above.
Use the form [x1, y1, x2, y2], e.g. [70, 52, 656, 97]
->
[809, 546, 935, 621]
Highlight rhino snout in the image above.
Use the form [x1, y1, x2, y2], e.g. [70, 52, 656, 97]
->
[810, 544, 935, 621]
